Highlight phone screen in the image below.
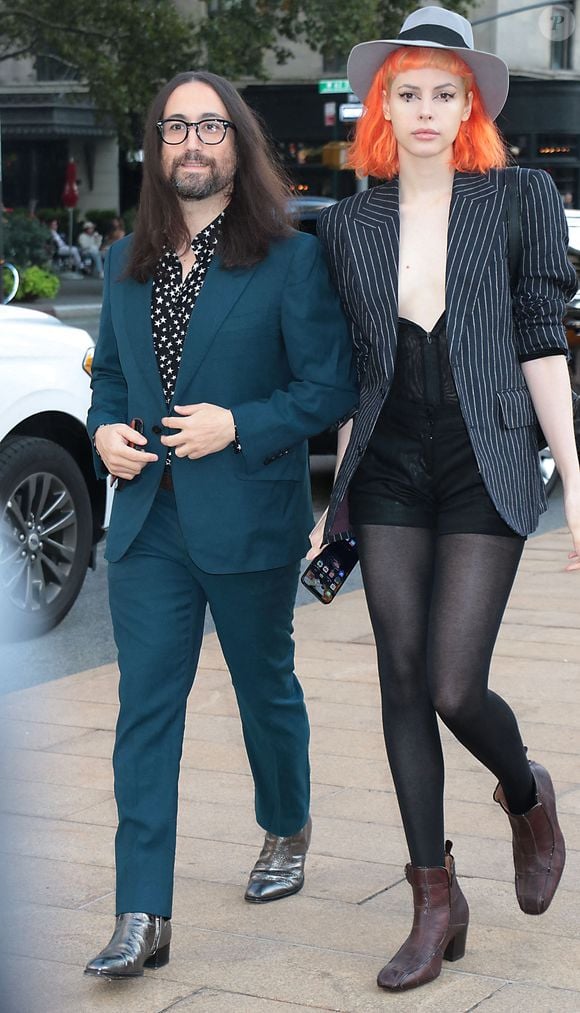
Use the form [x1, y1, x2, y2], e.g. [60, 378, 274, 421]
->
[301, 538, 358, 604]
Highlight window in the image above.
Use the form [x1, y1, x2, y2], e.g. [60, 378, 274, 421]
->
[550, 1, 575, 70]
[536, 134, 577, 158]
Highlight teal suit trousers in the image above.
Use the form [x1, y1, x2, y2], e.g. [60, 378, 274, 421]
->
[108, 487, 310, 918]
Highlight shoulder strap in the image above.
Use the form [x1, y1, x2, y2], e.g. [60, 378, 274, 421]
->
[505, 167, 522, 294]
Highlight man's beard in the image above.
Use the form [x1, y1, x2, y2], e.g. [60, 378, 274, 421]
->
[168, 152, 236, 201]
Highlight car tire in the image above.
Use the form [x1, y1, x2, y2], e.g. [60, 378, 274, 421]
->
[0, 436, 93, 640]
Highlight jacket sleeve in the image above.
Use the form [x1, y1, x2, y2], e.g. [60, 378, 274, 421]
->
[230, 234, 358, 474]
[513, 169, 578, 359]
[86, 246, 128, 477]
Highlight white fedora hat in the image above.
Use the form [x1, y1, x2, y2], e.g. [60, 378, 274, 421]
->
[347, 6, 509, 121]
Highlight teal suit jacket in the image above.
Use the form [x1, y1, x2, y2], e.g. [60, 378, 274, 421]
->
[87, 230, 358, 570]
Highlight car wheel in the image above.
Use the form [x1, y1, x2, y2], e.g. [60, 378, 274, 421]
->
[539, 447, 559, 496]
[0, 436, 92, 640]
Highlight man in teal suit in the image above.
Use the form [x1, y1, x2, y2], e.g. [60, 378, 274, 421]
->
[84, 70, 357, 979]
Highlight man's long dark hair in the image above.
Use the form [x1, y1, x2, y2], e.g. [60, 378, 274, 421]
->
[127, 71, 293, 281]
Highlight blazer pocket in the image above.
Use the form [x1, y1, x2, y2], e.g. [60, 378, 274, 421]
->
[238, 447, 306, 482]
[496, 387, 537, 429]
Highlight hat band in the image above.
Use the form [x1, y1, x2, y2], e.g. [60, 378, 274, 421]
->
[397, 25, 469, 49]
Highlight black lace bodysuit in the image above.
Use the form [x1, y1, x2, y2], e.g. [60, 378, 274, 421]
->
[348, 314, 520, 538]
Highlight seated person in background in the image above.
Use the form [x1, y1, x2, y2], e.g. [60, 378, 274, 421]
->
[101, 215, 126, 251]
[49, 218, 83, 272]
[78, 220, 105, 278]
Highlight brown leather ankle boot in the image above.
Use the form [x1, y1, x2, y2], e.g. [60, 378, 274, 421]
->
[377, 840, 469, 992]
[494, 759, 565, 915]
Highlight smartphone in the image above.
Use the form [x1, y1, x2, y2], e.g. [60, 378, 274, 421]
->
[128, 417, 145, 447]
[112, 417, 145, 489]
[300, 537, 358, 604]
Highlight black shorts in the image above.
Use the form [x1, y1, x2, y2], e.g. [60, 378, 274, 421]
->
[349, 397, 522, 539]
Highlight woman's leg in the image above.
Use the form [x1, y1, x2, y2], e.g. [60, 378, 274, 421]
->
[357, 524, 470, 992]
[356, 524, 445, 867]
[427, 532, 535, 813]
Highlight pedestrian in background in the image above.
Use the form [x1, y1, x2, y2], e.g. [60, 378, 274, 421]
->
[85, 69, 357, 979]
[101, 215, 126, 251]
[48, 217, 83, 272]
[311, 6, 579, 993]
[78, 220, 104, 278]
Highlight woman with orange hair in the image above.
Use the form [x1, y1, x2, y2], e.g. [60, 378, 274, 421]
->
[311, 6, 579, 994]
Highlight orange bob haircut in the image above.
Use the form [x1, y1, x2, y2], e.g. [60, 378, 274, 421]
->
[348, 46, 509, 179]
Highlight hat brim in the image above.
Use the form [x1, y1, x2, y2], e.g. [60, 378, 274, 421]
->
[347, 39, 509, 121]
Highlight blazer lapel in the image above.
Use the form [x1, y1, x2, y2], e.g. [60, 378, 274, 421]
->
[446, 171, 505, 361]
[122, 275, 166, 408]
[344, 180, 400, 379]
[172, 255, 258, 402]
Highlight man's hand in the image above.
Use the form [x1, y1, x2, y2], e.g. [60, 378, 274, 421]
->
[161, 404, 235, 459]
[95, 423, 158, 481]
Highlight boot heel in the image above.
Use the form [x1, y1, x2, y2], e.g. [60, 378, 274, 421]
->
[144, 943, 170, 969]
[443, 925, 467, 962]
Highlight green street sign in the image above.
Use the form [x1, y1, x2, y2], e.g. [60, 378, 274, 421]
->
[318, 79, 353, 94]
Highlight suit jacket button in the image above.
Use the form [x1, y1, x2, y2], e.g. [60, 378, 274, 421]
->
[152, 425, 162, 434]
[357, 444, 364, 457]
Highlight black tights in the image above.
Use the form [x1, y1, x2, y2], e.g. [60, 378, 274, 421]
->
[356, 524, 535, 868]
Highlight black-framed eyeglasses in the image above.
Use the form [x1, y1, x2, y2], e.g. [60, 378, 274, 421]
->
[156, 117, 236, 145]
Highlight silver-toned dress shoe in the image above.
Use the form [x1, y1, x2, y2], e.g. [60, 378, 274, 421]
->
[245, 816, 312, 903]
[84, 912, 171, 978]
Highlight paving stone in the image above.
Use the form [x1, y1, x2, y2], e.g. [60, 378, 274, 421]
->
[2, 747, 115, 791]
[1, 812, 115, 868]
[5, 853, 114, 910]
[471, 982, 580, 1011]
[0, 718, 91, 751]
[0, 954, 202, 1013]
[166, 991, 319, 1011]
[0, 777, 112, 821]
[0, 526, 578, 1012]
[2, 695, 118, 731]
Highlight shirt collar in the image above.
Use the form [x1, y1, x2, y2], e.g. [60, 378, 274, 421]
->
[190, 211, 224, 255]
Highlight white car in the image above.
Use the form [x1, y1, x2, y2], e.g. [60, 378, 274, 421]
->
[0, 305, 109, 639]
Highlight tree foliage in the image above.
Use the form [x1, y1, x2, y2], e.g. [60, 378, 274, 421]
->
[0, 0, 201, 146]
[0, 0, 470, 146]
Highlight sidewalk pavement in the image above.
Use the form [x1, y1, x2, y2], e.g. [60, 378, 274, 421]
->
[1, 527, 579, 1012]
[18, 273, 104, 318]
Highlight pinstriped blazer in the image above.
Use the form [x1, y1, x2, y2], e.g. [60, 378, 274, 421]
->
[319, 167, 578, 539]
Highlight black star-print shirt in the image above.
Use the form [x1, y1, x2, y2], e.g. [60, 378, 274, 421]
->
[152, 213, 223, 407]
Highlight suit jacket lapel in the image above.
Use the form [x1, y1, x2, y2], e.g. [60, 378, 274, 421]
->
[122, 275, 166, 408]
[446, 171, 505, 361]
[344, 180, 400, 379]
[172, 255, 258, 402]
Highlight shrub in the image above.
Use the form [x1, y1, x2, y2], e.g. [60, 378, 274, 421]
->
[4, 212, 52, 268]
[123, 207, 137, 233]
[13, 266, 60, 302]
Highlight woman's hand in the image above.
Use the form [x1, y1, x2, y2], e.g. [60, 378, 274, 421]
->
[306, 508, 328, 560]
[563, 481, 580, 571]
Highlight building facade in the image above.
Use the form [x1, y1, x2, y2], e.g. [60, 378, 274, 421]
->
[0, 55, 119, 216]
[1, 1, 579, 215]
[475, 0, 580, 205]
